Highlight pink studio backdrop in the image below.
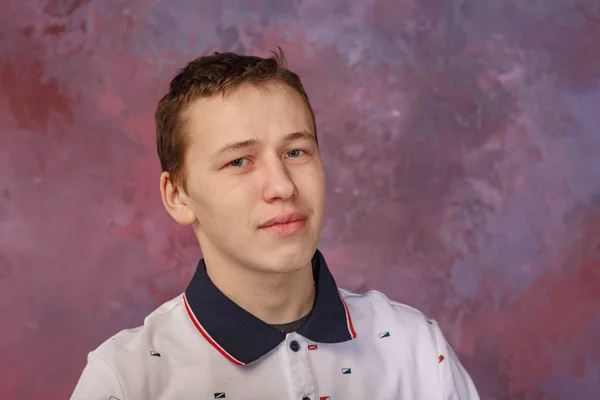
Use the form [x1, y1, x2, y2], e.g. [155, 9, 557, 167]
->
[1, 1, 599, 399]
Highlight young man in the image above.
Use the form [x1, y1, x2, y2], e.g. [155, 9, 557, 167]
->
[71, 49, 479, 399]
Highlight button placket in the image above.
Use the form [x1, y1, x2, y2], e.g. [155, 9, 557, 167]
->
[281, 334, 317, 400]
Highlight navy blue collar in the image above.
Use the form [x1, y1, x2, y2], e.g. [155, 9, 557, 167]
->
[183, 249, 357, 365]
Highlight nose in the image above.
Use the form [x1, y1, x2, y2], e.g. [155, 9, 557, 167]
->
[262, 159, 298, 203]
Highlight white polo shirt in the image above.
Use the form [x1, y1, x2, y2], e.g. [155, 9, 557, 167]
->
[71, 250, 479, 399]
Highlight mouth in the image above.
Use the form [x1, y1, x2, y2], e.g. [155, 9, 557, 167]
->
[259, 212, 307, 236]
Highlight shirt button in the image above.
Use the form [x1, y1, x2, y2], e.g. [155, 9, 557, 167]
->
[289, 340, 300, 352]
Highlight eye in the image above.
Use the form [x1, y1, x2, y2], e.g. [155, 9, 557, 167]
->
[286, 149, 305, 158]
[228, 158, 250, 168]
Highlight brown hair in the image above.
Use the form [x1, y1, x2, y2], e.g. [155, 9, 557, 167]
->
[154, 47, 317, 191]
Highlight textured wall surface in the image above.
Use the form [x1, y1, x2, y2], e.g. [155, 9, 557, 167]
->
[1, 0, 600, 399]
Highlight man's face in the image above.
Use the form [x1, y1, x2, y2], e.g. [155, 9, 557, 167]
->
[177, 82, 326, 273]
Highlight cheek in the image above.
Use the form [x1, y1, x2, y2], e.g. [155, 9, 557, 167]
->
[295, 167, 326, 203]
[189, 179, 257, 224]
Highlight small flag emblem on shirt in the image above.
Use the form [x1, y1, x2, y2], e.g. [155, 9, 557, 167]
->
[439, 355, 445, 363]
[342, 368, 352, 374]
[214, 393, 226, 398]
[320, 397, 330, 400]
[378, 331, 390, 338]
[308, 344, 318, 350]
[149, 351, 161, 357]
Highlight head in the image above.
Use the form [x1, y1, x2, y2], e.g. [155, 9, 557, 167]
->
[156, 48, 326, 275]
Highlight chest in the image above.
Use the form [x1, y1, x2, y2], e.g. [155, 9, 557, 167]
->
[124, 336, 444, 400]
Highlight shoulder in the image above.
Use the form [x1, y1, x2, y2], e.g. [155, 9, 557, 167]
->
[90, 294, 186, 368]
[340, 287, 433, 320]
[72, 295, 188, 399]
[340, 289, 480, 398]
[339, 287, 443, 342]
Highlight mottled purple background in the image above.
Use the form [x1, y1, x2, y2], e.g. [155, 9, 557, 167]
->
[1, 0, 599, 399]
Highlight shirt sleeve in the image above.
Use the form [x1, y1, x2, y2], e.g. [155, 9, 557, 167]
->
[70, 352, 125, 400]
[433, 321, 480, 400]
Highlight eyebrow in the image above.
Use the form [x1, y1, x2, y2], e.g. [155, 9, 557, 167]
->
[213, 130, 316, 159]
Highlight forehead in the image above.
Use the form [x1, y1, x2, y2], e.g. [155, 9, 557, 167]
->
[183, 82, 314, 155]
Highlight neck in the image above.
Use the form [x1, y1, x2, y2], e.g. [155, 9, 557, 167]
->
[201, 250, 316, 325]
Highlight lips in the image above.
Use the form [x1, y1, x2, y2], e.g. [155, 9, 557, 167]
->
[259, 212, 307, 229]
[258, 214, 307, 237]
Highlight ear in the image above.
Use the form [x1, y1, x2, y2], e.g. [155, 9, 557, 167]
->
[160, 171, 196, 226]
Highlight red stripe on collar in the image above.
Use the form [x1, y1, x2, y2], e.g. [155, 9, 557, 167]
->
[338, 290, 357, 339]
[183, 293, 245, 366]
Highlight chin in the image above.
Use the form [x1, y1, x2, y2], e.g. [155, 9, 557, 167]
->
[257, 242, 316, 274]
